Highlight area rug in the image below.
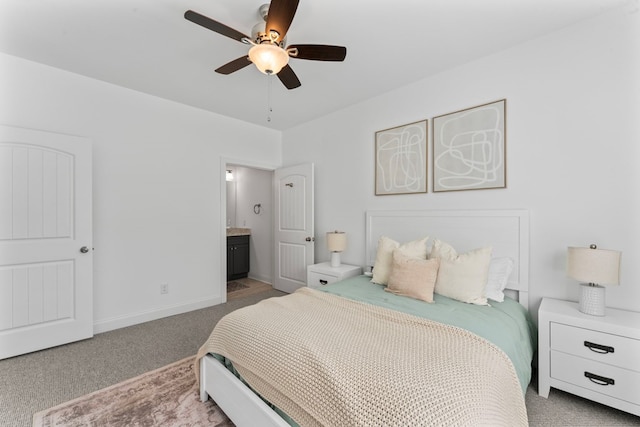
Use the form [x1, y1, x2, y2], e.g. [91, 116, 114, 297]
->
[227, 281, 249, 293]
[33, 356, 234, 426]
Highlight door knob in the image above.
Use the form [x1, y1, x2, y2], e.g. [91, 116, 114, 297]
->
[80, 246, 90, 253]
[305, 237, 315, 242]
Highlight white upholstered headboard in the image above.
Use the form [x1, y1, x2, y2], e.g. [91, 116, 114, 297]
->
[365, 209, 530, 309]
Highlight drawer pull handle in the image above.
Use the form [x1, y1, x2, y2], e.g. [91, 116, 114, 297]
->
[319, 280, 328, 286]
[584, 341, 614, 354]
[584, 371, 615, 386]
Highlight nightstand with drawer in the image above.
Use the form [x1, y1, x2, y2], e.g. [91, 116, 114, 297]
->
[538, 298, 640, 416]
[306, 262, 362, 289]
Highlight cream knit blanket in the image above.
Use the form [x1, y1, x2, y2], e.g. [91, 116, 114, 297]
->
[196, 288, 527, 426]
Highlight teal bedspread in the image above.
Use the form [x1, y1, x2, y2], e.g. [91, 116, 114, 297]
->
[318, 275, 537, 394]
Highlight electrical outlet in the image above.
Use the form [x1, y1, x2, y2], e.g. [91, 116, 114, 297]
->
[160, 283, 169, 294]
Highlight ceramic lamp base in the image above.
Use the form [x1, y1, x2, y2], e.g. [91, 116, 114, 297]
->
[579, 283, 606, 316]
[330, 252, 341, 267]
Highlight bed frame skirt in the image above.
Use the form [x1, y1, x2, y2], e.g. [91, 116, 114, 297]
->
[200, 354, 289, 426]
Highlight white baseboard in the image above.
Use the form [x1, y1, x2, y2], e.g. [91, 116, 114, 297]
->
[93, 295, 225, 334]
[248, 274, 272, 285]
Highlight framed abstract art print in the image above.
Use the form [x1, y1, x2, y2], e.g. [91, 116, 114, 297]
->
[432, 99, 506, 192]
[375, 120, 428, 196]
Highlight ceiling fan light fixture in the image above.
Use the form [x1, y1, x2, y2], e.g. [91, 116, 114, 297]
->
[248, 43, 289, 75]
[185, 3, 346, 90]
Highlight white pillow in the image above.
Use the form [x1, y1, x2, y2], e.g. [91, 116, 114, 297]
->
[431, 239, 492, 305]
[485, 257, 514, 302]
[371, 236, 429, 285]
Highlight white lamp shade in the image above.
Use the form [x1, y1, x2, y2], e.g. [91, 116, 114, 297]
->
[326, 231, 347, 252]
[567, 246, 621, 286]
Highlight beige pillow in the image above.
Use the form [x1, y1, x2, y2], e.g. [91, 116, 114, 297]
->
[385, 250, 439, 302]
[431, 239, 492, 305]
[371, 236, 429, 285]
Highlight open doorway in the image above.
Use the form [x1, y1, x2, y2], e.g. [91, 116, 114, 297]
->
[223, 161, 275, 298]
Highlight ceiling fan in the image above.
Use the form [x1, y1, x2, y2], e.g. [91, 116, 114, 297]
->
[184, 0, 347, 90]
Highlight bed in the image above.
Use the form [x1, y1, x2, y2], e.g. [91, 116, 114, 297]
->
[196, 209, 535, 426]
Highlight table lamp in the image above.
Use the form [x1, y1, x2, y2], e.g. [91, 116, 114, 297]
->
[567, 244, 621, 316]
[327, 231, 347, 267]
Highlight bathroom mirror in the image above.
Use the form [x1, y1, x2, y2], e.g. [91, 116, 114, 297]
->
[226, 174, 236, 228]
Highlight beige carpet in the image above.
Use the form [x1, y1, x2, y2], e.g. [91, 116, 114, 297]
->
[33, 357, 233, 427]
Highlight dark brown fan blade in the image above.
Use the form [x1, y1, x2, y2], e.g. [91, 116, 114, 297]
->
[265, 0, 299, 43]
[184, 10, 249, 43]
[277, 64, 301, 90]
[288, 44, 347, 61]
[215, 56, 252, 75]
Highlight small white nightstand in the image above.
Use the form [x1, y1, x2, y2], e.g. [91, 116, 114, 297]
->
[538, 298, 640, 416]
[306, 262, 362, 289]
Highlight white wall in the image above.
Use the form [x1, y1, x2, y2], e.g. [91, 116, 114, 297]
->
[282, 4, 640, 318]
[1, 3, 637, 335]
[0, 52, 282, 332]
[231, 165, 274, 284]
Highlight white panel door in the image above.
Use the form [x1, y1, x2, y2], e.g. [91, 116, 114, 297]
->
[0, 125, 92, 359]
[273, 163, 314, 293]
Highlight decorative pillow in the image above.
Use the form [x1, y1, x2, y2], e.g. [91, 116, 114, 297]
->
[385, 250, 439, 303]
[484, 257, 514, 302]
[371, 236, 429, 285]
[431, 239, 492, 305]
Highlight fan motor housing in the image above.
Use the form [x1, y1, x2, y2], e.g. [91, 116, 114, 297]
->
[251, 21, 286, 47]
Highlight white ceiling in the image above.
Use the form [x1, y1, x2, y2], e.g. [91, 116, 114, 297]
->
[0, 0, 625, 130]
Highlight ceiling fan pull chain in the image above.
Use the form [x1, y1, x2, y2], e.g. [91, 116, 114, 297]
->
[267, 75, 273, 122]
